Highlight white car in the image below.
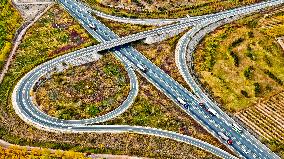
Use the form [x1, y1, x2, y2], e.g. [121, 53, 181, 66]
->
[232, 123, 243, 133]
[252, 153, 258, 158]
[89, 23, 96, 29]
[177, 97, 186, 105]
[137, 63, 147, 72]
[241, 145, 250, 154]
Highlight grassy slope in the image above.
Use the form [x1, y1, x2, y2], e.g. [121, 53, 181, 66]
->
[83, 0, 262, 19]
[95, 15, 155, 36]
[0, 0, 22, 71]
[0, 145, 90, 158]
[194, 10, 284, 113]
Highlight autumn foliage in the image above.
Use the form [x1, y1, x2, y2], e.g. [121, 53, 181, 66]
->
[0, 145, 90, 159]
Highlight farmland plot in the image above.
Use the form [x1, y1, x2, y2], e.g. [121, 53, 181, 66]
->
[235, 91, 284, 142]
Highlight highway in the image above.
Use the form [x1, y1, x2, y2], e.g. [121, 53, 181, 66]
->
[12, 0, 284, 158]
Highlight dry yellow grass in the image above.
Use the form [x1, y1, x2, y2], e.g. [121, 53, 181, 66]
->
[194, 9, 284, 113]
[83, 0, 263, 19]
[235, 91, 284, 158]
[35, 54, 130, 120]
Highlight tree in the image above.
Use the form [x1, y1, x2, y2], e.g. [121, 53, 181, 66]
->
[254, 82, 261, 97]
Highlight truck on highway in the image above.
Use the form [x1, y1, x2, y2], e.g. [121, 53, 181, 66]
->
[207, 108, 219, 117]
[232, 123, 243, 133]
[218, 132, 233, 145]
[199, 102, 219, 117]
[177, 97, 189, 109]
[137, 63, 147, 72]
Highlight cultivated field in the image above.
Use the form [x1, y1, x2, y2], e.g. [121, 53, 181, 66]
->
[236, 92, 284, 141]
[235, 91, 284, 157]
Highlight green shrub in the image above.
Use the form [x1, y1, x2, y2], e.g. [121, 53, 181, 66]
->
[247, 19, 258, 28]
[253, 82, 261, 97]
[231, 37, 244, 48]
[248, 31, 254, 38]
[244, 66, 254, 80]
[264, 70, 283, 85]
[241, 90, 249, 98]
[246, 45, 256, 61]
[88, 105, 100, 116]
[230, 51, 239, 67]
